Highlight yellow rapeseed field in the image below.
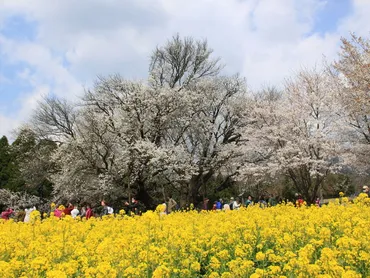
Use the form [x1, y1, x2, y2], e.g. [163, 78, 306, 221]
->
[1, 194, 370, 278]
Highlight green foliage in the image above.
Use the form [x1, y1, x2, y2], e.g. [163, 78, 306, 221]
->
[0, 136, 25, 192]
[323, 173, 355, 198]
[0, 136, 10, 188]
[12, 128, 56, 199]
[0, 129, 55, 202]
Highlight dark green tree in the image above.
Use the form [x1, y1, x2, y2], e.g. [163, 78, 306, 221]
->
[0, 136, 11, 188]
[0, 136, 25, 191]
[11, 128, 56, 200]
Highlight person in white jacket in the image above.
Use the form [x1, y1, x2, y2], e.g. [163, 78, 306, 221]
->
[71, 206, 80, 218]
[233, 198, 241, 210]
[24, 206, 36, 223]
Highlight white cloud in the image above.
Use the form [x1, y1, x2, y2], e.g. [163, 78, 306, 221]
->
[1, 0, 370, 137]
[0, 114, 20, 140]
[338, 0, 370, 37]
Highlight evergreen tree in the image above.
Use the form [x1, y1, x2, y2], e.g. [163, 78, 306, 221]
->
[0, 136, 11, 188]
[0, 136, 25, 191]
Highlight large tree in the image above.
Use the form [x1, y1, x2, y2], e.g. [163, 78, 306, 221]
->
[329, 34, 370, 172]
[30, 35, 246, 208]
[49, 77, 196, 206]
[240, 69, 343, 203]
[0, 136, 25, 192]
[12, 128, 56, 200]
[0, 136, 12, 189]
[43, 74, 246, 207]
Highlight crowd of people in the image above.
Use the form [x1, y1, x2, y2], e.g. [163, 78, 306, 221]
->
[0, 197, 146, 221]
[1, 186, 369, 222]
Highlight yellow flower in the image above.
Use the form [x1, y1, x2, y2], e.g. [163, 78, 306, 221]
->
[208, 272, 220, 278]
[217, 249, 229, 260]
[46, 270, 67, 278]
[209, 256, 221, 270]
[190, 261, 200, 272]
[0, 194, 369, 277]
[152, 265, 170, 278]
[220, 272, 233, 278]
[119, 209, 126, 215]
[342, 270, 361, 278]
[255, 251, 266, 261]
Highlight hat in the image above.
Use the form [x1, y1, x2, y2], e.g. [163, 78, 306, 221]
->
[230, 197, 234, 200]
[363, 185, 369, 190]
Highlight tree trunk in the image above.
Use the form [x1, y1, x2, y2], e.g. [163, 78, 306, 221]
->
[135, 180, 154, 210]
[188, 169, 215, 205]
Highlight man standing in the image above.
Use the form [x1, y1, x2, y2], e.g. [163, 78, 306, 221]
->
[24, 206, 36, 223]
[245, 195, 253, 207]
[167, 195, 177, 214]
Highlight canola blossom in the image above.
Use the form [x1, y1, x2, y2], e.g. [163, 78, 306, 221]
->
[1, 195, 370, 278]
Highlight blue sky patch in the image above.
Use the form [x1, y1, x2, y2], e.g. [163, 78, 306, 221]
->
[314, 0, 352, 34]
[1, 14, 37, 41]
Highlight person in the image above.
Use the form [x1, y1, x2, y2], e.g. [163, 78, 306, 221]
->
[233, 198, 241, 210]
[160, 203, 167, 216]
[245, 195, 253, 207]
[64, 203, 74, 216]
[167, 195, 177, 214]
[223, 203, 230, 211]
[296, 195, 304, 207]
[212, 201, 217, 210]
[125, 198, 140, 215]
[363, 186, 370, 197]
[24, 206, 36, 223]
[315, 197, 321, 207]
[80, 205, 86, 218]
[259, 195, 267, 208]
[16, 206, 26, 222]
[216, 199, 222, 210]
[229, 197, 235, 210]
[203, 198, 209, 211]
[54, 205, 64, 218]
[101, 200, 114, 216]
[268, 195, 277, 206]
[1, 208, 14, 220]
[85, 204, 93, 219]
[71, 206, 80, 218]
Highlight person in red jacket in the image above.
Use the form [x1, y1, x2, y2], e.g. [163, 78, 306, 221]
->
[63, 203, 74, 216]
[85, 204, 93, 219]
[296, 195, 304, 207]
[1, 208, 14, 220]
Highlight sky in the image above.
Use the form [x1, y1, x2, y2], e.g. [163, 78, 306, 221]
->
[0, 0, 369, 139]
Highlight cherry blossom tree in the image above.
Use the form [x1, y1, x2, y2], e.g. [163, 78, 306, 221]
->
[48, 76, 196, 206]
[329, 34, 370, 172]
[239, 69, 343, 203]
